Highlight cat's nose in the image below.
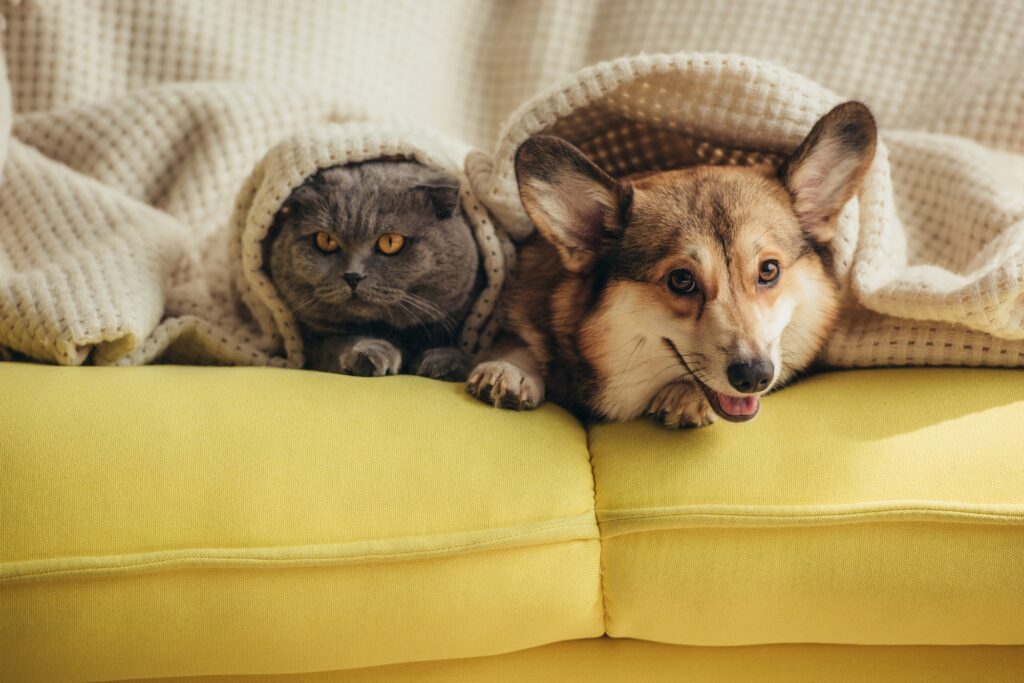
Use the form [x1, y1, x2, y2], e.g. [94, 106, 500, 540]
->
[343, 272, 366, 290]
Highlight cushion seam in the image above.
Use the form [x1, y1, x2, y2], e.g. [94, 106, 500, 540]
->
[597, 502, 1024, 538]
[1, 514, 599, 584]
[586, 421, 610, 636]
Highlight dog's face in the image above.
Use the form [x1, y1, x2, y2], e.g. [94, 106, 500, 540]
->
[515, 102, 876, 422]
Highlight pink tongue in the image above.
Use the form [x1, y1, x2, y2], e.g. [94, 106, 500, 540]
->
[717, 393, 759, 416]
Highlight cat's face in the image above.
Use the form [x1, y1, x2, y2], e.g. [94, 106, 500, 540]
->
[268, 161, 480, 335]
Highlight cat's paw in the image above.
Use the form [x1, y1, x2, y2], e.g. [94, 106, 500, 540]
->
[466, 360, 544, 410]
[645, 381, 716, 429]
[413, 347, 470, 382]
[338, 339, 402, 377]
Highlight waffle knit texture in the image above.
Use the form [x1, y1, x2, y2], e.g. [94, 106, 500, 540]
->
[1, 0, 1022, 367]
[230, 124, 512, 368]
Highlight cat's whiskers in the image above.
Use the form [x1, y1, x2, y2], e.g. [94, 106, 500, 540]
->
[286, 290, 322, 317]
[391, 299, 448, 342]
[267, 161, 481, 374]
[401, 292, 456, 337]
[391, 299, 432, 337]
[381, 301, 399, 333]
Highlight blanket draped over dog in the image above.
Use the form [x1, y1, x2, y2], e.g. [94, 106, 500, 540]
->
[1, 1, 1022, 369]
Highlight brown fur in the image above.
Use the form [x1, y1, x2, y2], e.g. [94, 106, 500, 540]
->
[468, 102, 877, 426]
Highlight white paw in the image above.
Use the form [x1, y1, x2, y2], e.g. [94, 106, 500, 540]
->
[645, 381, 716, 429]
[466, 360, 544, 410]
[338, 339, 402, 377]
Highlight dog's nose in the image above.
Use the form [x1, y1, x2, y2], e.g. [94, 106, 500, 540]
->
[343, 272, 365, 290]
[727, 359, 774, 394]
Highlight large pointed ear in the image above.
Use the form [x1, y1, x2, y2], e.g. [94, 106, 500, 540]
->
[778, 101, 877, 243]
[515, 136, 632, 273]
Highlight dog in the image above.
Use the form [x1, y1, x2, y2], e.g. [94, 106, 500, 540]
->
[468, 102, 876, 427]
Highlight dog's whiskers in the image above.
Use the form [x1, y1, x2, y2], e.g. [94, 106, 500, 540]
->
[614, 336, 648, 381]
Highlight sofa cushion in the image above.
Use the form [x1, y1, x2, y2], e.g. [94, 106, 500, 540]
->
[0, 363, 602, 683]
[130, 640, 1024, 683]
[592, 369, 1024, 645]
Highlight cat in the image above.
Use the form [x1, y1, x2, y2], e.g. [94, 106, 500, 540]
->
[267, 161, 482, 381]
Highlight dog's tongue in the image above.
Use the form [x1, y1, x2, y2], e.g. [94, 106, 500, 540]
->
[717, 393, 760, 417]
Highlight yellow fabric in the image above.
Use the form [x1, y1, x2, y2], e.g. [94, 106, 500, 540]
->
[134, 639, 1024, 683]
[4, 364, 1024, 681]
[0, 363, 602, 682]
[592, 368, 1024, 645]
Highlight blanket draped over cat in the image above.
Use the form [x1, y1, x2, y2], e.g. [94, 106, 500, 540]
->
[232, 125, 510, 369]
[1, 1, 1022, 368]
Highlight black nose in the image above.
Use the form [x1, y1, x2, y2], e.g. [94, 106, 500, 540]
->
[727, 359, 774, 394]
[343, 272, 365, 290]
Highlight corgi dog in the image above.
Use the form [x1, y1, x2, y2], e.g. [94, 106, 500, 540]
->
[468, 102, 876, 427]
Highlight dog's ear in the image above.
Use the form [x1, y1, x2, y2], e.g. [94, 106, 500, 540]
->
[516, 136, 632, 273]
[778, 101, 877, 243]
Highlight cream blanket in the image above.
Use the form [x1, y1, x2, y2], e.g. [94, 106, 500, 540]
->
[1, 0, 1022, 369]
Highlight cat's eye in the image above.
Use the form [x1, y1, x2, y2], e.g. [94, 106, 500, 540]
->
[313, 231, 339, 253]
[377, 233, 406, 255]
[758, 259, 781, 286]
[667, 269, 698, 295]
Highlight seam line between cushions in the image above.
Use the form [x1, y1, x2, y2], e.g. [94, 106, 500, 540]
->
[586, 421, 609, 636]
[0, 514, 598, 585]
[597, 501, 1024, 538]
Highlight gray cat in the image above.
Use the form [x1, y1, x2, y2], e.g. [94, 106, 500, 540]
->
[267, 161, 482, 381]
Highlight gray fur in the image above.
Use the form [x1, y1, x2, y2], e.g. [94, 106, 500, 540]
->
[267, 161, 481, 380]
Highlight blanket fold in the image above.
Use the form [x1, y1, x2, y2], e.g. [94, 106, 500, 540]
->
[469, 52, 1024, 367]
[1, 1, 1022, 369]
[230, 123, 510, 368]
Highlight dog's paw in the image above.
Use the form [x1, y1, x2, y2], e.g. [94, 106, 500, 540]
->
[646, 381, 716, 429]
[466, 360, 544, 410]
[338, 339, 402, 377]
[413, 347, 470, 382]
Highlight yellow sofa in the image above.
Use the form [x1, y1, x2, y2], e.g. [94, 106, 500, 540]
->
[2, 362, 1022, 682]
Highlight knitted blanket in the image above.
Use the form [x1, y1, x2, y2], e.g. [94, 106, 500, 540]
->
[2, 1, 1022, 369]
[231, 124, 512, 369]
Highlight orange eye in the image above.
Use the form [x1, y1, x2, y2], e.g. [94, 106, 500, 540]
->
[313, 231, 339, 253]
[376, 233, 406, 255]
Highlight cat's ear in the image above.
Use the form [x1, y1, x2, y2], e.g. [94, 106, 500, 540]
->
[778, 101, 877, 244]
[416, 182, 460, 219]
[515, 135, 631, 273]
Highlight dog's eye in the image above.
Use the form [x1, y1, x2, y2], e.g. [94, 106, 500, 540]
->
[667, 269, 698, 295]
[313, 231, 339, 253]
[758, 259, 780, 286]
[376, 233, 406, 255]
